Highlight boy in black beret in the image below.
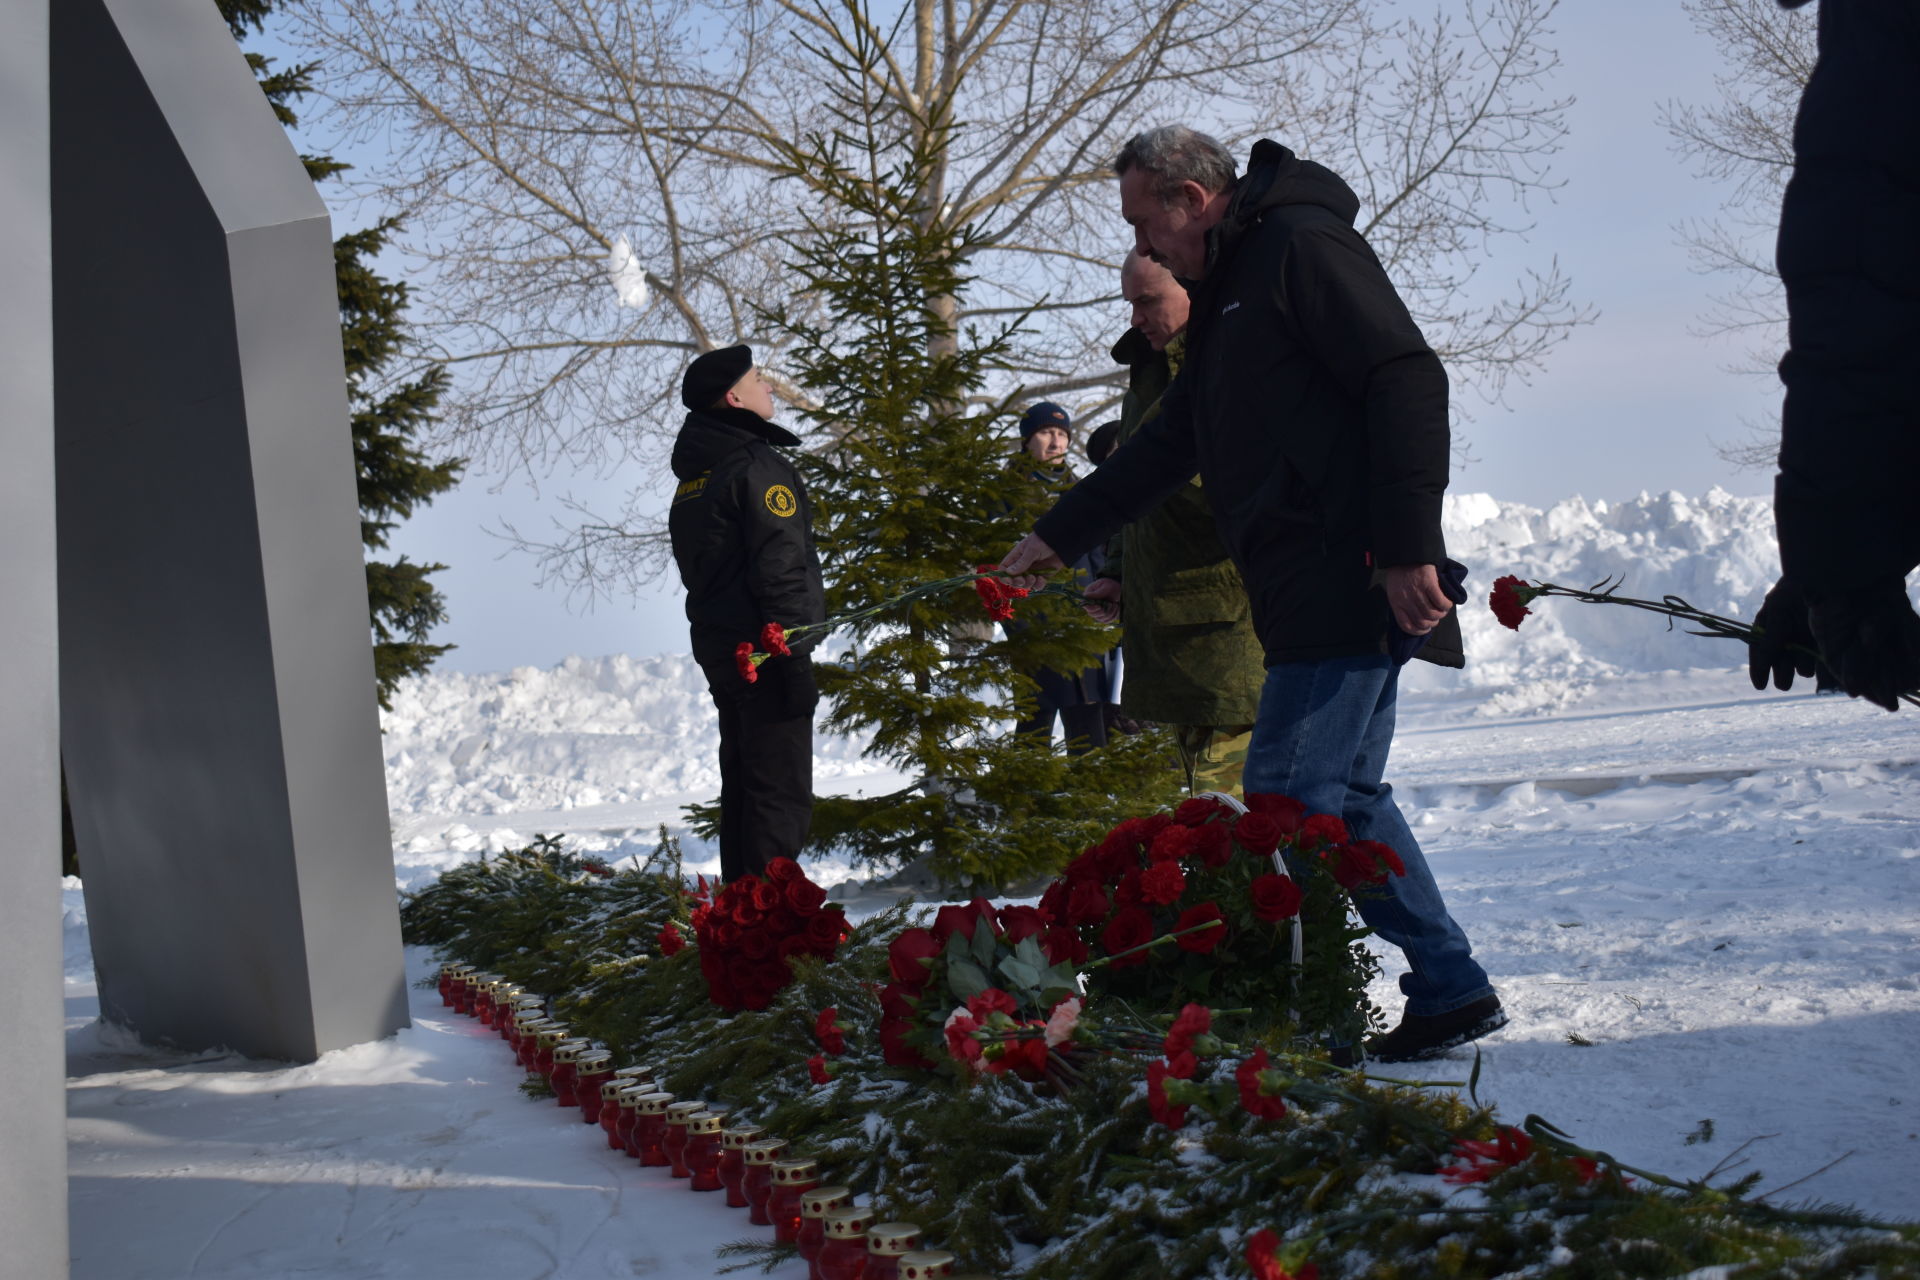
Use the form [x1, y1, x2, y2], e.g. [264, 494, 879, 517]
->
[668, 345, 826, 881]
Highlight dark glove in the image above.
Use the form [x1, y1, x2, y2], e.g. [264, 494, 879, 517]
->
[1808, 586, 1920, 712]
[1748, 578, 1820, 692]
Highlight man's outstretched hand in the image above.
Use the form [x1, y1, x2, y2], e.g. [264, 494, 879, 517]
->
[1384, 563, 1454, 635]
[999, 533, 1064, 592]
[1748, 577, 1819, 692]
[1082, 576, 1122, 624]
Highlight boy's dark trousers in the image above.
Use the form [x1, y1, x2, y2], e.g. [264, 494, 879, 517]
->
[704, 654, 816, 882]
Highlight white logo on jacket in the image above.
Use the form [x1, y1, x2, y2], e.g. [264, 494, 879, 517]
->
[1221, 300, 1242, 314]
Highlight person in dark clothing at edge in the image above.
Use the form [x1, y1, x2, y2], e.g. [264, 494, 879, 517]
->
[669, 344, 826, 883]
[1008, 401, 1112, 754]
[999, 126, 1502, 1063]
[1747, 0, 1920, 714]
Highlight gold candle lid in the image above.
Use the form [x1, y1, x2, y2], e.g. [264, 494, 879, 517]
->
[899, 1252, 956, 1280]
[770, 1158, 818, 1185]
[867, 1223, 924, 1256]
[634, 1091, 675, 1115]
[665, 1100, 706, 1124]
[613, 1084, 653, 1108]
[577, 1050, 613, 1071]
[687, 1111, 724, 1135]
[510, 994, 546, 1011]
[823, 1206, 876, 1239]
[743, 1138, 789, 1165]
[613, 1065, 652, 1081]
[536, 1025, 571, 1046]
[516, 1015, 554, 1034]
[601, 1077, 633, 1101]
[800, 1185, 852, 1218]
[485, 977, 516, 994]
[722, 1123, 767, 1149]
[443, 962, 473, 976]
[551, 1041, 590, 1064]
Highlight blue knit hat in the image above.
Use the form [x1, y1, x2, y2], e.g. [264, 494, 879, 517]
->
[1018, 401, 1072, 439]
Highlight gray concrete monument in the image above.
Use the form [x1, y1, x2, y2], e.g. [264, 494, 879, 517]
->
[49, 0, 410, 1064]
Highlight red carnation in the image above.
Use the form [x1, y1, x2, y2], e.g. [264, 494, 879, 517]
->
[1246, 1228, 1318, 1280]
[887, 927, 941, 988]
[1146, 1058, 1189, 1129]
[1490, 574, 1533, 631]
[972, 564, 1029, 622]
[1100, 906, 1156, 967]
[966, 987, 1017, 1022]
[944, 1012, 983, 1063]
[814, 1007, 846, 1056]
[734, 641, 760, 683]
[1067, 880, 1110, 925]
[807, 1053, 833, 1085]
[1236, 1048, 1288, 1121]
[984, 1031, 1049, 1080]
[760, 622, 793, 657]
[997, 905, 1049, 945]
[1139, 859, 1186, 905]
[1439, 1126, 1534, 1184]
[1249, 873, 1303, 922]
[658, 922, 687, 957]
[1244, 793, 1307, 835]
[1164, 1003, 1212, 1058]
[1233, 811, 1285, 857]
[1190, 821, 1234, 868]
[1174, 902, 1226, 953]
[1298, 813, 1349, 848]
[1174, 796, 1230, 827]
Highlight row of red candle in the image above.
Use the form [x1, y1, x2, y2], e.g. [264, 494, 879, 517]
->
[437, 962, 983, 1279]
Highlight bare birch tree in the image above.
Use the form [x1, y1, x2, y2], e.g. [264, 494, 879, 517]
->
[1658, 0, 1816, 468]
[295, 0, 1583, 596]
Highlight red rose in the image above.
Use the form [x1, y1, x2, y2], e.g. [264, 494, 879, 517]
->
[1244, 793, 1307, 835]
[1164, 1003, 1212, 1058]
[785, 877, 828, 913]
[1146, 1059, 1189, 1129]
[714, 920, 742, 950]
[764, 856, 803, 884]
[1041, 925, 1089, 967]
[1139, 860, 1186, 906]
[760, 621, 792, 657]
[1298, 813, 1349, 848]
[777, 935, 811, 963]
[1351, 839, 1406, 878]
[1174, 796, 1230, 827]
[1174, 902, 1226, 953]
[1249, 873, 1303, 922]
[1148, 823, 1194, 863]
[737, 929, 774, 962]
[1236, 1048, 1288, 1121]
[967, 987, 1018, 1021]
[815, 1007, 846, 1056]
[1233, 811, 1284, 857]
[1101, 906, 1156, 967]
[805, 908, 846, 956]
[880, 1016, 934, 1068]
[1490, 574, 1533, 631]
[807, 1053, 832, 1085]
[1190, 822, 1234, 868]
[734, 641, 759, 683]
[997, 905, 1048, 945]
[1037, 879, 1072, 924]
[887, 927, 940, 987]
[932, 903, 981, 945]
[1066, 881, 1110, 926]
[1064, 848, 1104, 882]
[1112, 867, 1144, 910]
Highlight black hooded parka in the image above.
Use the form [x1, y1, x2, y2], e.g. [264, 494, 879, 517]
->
[1035, 141, 1463, 669]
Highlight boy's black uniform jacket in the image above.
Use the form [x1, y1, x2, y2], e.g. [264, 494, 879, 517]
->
[669, 407, 826, 678]
[1035, 140, 1463, 669]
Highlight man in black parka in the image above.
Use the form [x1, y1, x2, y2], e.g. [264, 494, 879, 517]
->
[669, 345, 825, 882]
[1002, 127, 1500, 1062]
[1748, 0, 1920, 712]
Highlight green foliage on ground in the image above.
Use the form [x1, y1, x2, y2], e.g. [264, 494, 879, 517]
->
[404, 832, 1920, 1279]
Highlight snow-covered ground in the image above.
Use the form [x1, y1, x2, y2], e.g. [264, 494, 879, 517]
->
[62, 491, 1920, 1276]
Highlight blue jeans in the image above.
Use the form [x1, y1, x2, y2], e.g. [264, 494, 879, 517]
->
[1241, 653, 1493, 1017]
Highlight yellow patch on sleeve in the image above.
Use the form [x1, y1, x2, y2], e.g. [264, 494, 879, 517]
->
[672, 472, 710, 506]
[764, 484, 798, 518]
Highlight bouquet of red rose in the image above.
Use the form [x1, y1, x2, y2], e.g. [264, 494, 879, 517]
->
[689, 857, 849, 1011]
[1038, 794, 1401, 1042]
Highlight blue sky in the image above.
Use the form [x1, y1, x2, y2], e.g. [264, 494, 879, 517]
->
[270, 1, 1797, 673]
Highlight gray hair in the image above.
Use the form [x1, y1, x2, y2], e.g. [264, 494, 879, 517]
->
[1113, 126, 1237, 202]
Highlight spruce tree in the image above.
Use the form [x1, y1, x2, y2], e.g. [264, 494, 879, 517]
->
[220, 0, 462, 709]
[761, 20, 1183, 890]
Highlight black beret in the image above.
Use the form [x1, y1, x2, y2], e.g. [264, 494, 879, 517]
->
[681, 344, 754, 411]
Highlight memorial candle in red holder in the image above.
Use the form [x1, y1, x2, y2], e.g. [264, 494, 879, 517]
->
[437, 963, 471, 1007]
[863, 1223, 924, 1280]
[611, 1085, 648, 1156]
[549, 1041, 590, 1106]
[663, 1101, 707, 1178]
[897, 1252, 954, 1280]
[511, 1014, 548, 1068]
[797, 1184, 852, 1275]
[632, 1092, 675, 1166]
[503, 994, 541, 1040]
[741, 1139, 789, 1225]
[684, 1113, 725, 1191]
[575, 1051, 613, 1121]
[452, 970, 481, 1015]
[766, 1159, 820, 1244]
[816, 1207, 877, 1280]
[534, 1024, 572, 1078]
[719, 1123, 767, 1207]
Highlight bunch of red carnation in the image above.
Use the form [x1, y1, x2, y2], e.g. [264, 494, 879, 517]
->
[972, 564, 1029, 622]
[689, 857, 848, 1011]
[1036, 793, 1402, 1018]
[876, 896, 1087, 1073]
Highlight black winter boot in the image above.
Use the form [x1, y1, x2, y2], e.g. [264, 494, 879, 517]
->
[1367, 995, 1508, 1063]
